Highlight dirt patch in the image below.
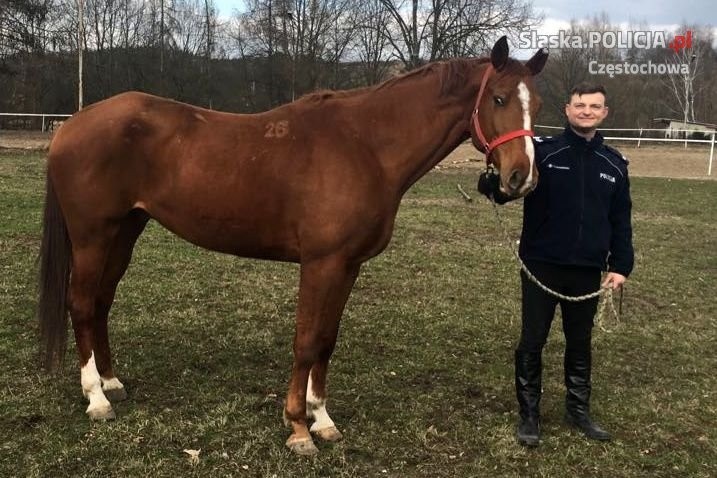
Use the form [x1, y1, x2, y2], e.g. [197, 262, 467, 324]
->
[613, 143, 713, 179]
[439, 142, 715, 180]
[0, 130, 52, 150]
[2, 130, 714, 179]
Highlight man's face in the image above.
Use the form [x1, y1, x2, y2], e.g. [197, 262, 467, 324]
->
[565, 92, 608, 132]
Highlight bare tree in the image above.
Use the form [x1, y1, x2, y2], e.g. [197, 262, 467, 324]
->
[77, 0, 84, 108]
[661, 26, 712, 125]
[0, 0, 57, 113]
[83, 0, 123, 96]
[0, 0, 54, 54]
[377, 0, 538, 70]
[203, 0, 215, 106]
[354, 0, 392, 84]
[274, 0, 344, 97]
[324, 0, 356, 89]
[238, 0, 355, 101]
[238, 0, 285, 104]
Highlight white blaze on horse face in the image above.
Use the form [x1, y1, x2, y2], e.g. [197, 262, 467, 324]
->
[81, 351, 112, 416]
[306, 374, 335, 432]
[517, 81, 535, 187]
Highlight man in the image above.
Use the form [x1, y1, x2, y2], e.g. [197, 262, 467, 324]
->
[478, 83, 634, 447]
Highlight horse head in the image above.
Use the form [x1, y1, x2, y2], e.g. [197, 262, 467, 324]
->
[470, 36, 548, 198]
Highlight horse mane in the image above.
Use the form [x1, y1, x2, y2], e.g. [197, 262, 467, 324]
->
[298, 57, 525, 105]
[301, 87, 372, 103]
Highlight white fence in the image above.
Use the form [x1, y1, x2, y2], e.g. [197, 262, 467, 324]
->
[0, 113, 73, 132]
[0, 114, 714, 175]
[536, 125, 715, 176]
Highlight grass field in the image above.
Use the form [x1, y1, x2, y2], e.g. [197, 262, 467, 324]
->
[1, 150, 715, 477]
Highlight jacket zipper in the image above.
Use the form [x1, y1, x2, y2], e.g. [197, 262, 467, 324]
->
[571, 147, 585, 260]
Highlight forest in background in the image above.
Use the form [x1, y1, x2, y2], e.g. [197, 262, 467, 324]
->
[1, 0, 715, 128]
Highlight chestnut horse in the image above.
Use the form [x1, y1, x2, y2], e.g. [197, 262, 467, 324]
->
[38, 37, 547, 455]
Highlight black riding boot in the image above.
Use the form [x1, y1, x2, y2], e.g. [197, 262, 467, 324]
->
[515, 349, 542, 447]
[564, 347, 611, 441]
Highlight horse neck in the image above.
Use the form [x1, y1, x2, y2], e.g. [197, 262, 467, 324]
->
[358, 64, 485, 195]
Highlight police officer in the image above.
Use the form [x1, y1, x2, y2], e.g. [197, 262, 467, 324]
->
[478, 83, 634, 447]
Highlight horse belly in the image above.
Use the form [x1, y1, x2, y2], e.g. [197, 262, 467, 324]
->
[145, 192, 300, 262]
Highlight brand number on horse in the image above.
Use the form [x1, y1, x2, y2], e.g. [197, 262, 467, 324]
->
[265, 121, 289, 138]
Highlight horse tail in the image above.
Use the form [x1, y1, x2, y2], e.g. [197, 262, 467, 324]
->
[38, 176, 71, 372]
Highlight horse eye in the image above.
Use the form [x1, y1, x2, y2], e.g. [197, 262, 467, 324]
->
[494, 96, 505, 106]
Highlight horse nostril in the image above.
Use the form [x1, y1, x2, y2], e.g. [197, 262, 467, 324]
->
[508, 170, 524, 191]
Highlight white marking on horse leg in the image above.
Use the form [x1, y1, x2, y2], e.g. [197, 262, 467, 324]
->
[101, 376, 127, 401]
[101, 377, 124, 392]
[81, 352, 114, 419]
[306, 374, 335, 432]
[517, 81, 535, 188]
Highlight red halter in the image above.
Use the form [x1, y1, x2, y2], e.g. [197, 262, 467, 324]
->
[471, 65, 534, 165]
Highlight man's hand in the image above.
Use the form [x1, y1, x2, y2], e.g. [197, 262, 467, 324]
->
[602, 272, 626, 290]
[477, 171, 514, 204]
[477, 171, 500, 198]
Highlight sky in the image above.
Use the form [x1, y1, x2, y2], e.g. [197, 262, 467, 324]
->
[214, 0, 243, 16]
[533, 0, 717, 27]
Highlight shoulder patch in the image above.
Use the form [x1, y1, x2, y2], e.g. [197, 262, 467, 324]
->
[603, 144, 629, 164]
[533, 135, 557, 143]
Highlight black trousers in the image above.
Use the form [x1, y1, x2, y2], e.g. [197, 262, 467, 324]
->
[517, 260, 601, 354]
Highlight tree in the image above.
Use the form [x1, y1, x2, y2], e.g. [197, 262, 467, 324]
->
[0, 0, 53, 55]
[660, 26, 712, 125]
[237, 0, 286, 105]
[353, 0, 392, 84]
[0, 0, 56, 112]
[377, 0, 538, 70]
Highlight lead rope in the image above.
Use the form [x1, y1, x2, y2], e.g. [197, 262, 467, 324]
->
[485, 194, 620, 331]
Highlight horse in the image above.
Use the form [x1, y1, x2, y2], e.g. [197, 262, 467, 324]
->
[38, 36, 547, 455]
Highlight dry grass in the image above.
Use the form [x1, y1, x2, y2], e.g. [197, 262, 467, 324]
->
[0, 130, 53, 150]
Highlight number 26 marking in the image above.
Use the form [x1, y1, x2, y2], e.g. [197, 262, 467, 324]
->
[265, 120, 289, 138]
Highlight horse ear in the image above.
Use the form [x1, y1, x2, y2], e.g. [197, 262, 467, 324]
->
[526, 47, 549, 75]
[491, 36, 509, 70]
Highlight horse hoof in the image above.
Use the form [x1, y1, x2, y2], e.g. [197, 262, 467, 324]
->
[87, 406, 116, 421]
[104, 387, 128, 402]
[313, 426, 343, 442]
[286, 436, 319, 456]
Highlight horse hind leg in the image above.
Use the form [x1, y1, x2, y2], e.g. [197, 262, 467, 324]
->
[69, 235, 117, 420]
[93, 210, 149, 403]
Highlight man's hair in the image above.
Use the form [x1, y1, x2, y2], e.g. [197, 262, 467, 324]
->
[568, 83, 607, 104]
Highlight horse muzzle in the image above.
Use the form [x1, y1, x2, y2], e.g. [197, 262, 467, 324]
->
[499, 167, 537, 198]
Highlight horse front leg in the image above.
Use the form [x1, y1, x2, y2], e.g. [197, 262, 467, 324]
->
[284, 257, 360, 456]
[307, 262, 360, 442]
[306, 362, 342, 442]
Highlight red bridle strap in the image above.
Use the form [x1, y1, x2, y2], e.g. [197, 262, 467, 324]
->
[487, 128, 534, 152]
[471, 64, 534, 164]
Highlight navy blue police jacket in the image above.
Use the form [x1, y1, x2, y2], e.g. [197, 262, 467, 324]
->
[518, 126, 634, 276]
